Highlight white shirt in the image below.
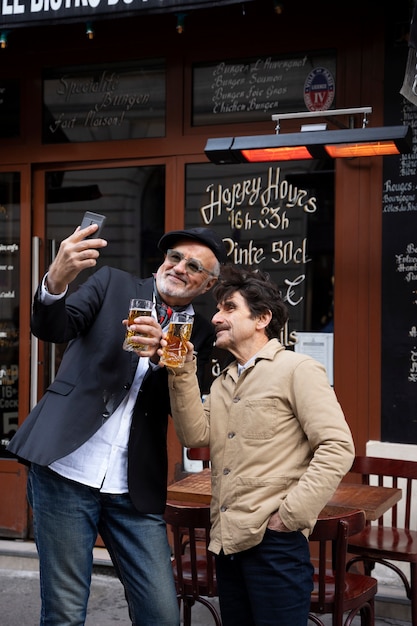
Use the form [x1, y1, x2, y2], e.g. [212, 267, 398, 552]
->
[237, 354, 257, 377]
[50, 357, 149, 492]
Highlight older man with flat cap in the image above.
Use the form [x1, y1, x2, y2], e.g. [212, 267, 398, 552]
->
[8, 223, 227, 626]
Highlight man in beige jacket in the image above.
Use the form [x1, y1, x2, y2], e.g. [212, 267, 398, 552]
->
[164, 265, 355, 626]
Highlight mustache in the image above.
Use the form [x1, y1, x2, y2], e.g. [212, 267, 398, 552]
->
[165, 270, 187, 284]
[214, 325, 229, 334]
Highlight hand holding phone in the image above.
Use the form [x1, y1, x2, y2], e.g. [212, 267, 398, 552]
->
[80, 211, 106, 239]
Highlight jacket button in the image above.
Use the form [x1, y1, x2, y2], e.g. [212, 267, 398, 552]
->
[227, 432, 235, 439]
[223, 468, 230, 475]
[123, 383, 131, 390]
[233, 397, 240, 403]
[102, 412, 110, 418]
[220, 505, 228, 512]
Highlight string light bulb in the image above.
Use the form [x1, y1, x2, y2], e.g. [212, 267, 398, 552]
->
[176, 13, 186, 34]
[0, 31, 9, 49]
[273, 1, 284, 14]
[86, 22, 94, 40]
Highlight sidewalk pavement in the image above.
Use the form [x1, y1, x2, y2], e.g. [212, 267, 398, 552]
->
[0, 568, 129, 625]
[0, 566, 223, 625]
[0, 539, 413, 625]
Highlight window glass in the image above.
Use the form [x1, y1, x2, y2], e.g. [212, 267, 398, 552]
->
[43, 60, 166, 143]
[44, 165, 165, 381]
[185, 161, 335, 388]
[0, 80, 20, 138]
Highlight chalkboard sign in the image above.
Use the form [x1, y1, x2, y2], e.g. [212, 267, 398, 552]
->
[381, 44, 417, 444]
[192, 51, 336, 126]
[42, 59, 166, 144]
[0, 173, 20, 457]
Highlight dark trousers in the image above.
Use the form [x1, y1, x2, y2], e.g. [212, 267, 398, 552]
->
[215, 528, 313, 626]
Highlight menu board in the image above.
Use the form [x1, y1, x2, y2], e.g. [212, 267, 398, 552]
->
[192, 52, 336, 125]
[294, 332, 334, 385]
[381, 45, 417, 444]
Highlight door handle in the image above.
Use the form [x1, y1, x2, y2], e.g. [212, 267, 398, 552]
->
[30, 236, 40, 410]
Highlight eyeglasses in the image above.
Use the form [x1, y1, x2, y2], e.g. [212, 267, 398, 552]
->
[166, 249, 217, 276]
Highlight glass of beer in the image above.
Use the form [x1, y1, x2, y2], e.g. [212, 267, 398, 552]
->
[123, 298, 154, 352]
[160, 312, 194, 368]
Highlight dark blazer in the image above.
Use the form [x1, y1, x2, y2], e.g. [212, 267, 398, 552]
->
[7, 266, 214, 513]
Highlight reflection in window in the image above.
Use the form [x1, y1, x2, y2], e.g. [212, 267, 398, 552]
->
[46, 166, 165, 279]
[45, 165, 165, 383]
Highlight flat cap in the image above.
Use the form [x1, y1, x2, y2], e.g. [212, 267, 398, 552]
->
[158, 227, 227, 264]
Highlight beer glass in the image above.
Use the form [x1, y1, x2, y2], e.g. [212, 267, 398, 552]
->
[160, 312, 194, 368]
[123, 298, 154, 352]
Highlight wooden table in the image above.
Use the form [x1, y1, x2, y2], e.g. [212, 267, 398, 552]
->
[167, 469, 402, 521]
[326, 482, 401, 521]
[168, 468, 212, 505]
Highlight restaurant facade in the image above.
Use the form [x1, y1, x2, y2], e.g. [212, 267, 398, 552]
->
[0, 0, 416, 538]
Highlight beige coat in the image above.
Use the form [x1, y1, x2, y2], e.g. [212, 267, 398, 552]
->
[168, 339, 355, 555]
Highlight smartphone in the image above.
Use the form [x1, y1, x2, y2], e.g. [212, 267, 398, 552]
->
[80, 211, 106, 239]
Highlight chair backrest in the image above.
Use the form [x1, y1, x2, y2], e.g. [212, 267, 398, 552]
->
[350, 455, 417, 529]
[186, 447, 211, 469]
[164, 502, 216, 597]
[310, 508, 366, 617]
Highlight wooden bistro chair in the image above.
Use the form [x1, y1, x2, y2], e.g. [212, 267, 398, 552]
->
[164, 502, 221, 626]
[309, 507, 378, 626]
[179, 452, 211, 549]
[346, 455, 417, 626]
[186, 447, 211, 469]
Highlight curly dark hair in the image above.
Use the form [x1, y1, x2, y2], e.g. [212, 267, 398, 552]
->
[213, 265, 289, 340]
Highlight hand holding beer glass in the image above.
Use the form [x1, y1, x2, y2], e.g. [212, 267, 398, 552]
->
[160, 312, 194, 368]
[123, 298, 154, 352]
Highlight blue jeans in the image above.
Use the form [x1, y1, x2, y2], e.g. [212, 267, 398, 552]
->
[28, 464, 180, 626]
[215, 528, 314, 626]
